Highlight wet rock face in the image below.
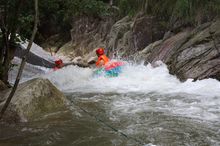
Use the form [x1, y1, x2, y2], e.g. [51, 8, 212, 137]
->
[106, 15, 167, 57]
[139, 20, 220, 81]
[106, 16, 133, 57]
[132, 16, 166, 51]
[0, 78, 68, 123]
[68, 16, 115, 58]
[62, 15, 167, 61]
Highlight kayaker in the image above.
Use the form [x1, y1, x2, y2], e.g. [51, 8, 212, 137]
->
[94, 48, 125, 77]
[96, 48, 109, 67]
[53, 59, 64, 71]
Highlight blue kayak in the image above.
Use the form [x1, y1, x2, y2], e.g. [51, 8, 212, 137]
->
[93, 61, 124, 77]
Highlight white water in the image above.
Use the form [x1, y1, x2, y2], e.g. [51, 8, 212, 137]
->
[10, 58, 220, 123]
[44, 61, 220, 123]
[7, 58, 220, 145]
[46, 61, 220, 96]
[9, 57, 49, 83]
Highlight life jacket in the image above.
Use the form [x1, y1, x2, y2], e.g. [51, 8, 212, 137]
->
[96, 55, 109, 67]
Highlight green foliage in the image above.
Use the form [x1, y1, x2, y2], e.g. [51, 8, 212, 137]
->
[65, 0, 110, 17]
[81, 0, 107, 16]
[33, 0, 110, 42]
[0, 0, 35, 42]
[19, 15, 34, 40]
[115, 0, 144, 16]
[1, 0, 220, 42]
[1, 0, 111, 41]
[115, 0, 220, 25]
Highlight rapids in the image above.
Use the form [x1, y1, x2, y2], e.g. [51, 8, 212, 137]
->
[1, 60, 220, 146]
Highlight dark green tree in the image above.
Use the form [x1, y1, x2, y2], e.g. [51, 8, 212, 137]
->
[0, 0, 28, 85]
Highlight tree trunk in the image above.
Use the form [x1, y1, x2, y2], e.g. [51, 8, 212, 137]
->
[109, 0, 113, 6]
[0, 0, 25, 84]
[0, 26, 10, 84]
[137, 0, 148, 15]
[0, 29, 6, 72]
[144, 0, 148, 13]
[0, 1, 7, 65]
[0, 0, 39, 120]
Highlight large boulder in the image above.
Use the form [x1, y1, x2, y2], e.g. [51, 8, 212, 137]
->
[138, 20, 220, 81]
[106, 15, 167, 57]
[132, 16, 166, 51]
[0, 78, 68, 123]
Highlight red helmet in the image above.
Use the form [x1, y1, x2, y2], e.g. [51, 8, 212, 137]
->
[96, 48, 105, 56]
[55, 59, 63, 65]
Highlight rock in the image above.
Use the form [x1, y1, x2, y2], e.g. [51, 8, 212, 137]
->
[0, 80, 7, 91]
[60, 14, 167, 60]
[87, 57, 97, 65]
[0, 78, 68, 123]
[168, 21, 220, 81]
[136, 40, 162, 62]
[106, 16, 133, 56]
[163, 31, 174, 40]
[16, 43, 55, 68]
[138, 20, 220, 81]
[106, 15, 167, 58]
[72, 56, 83, 64]
[84, 49, 97, 65]
[65, 16, 115, 58]
[132, 16, 166, 51]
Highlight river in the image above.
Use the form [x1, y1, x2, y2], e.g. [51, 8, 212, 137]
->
[1, 61, 220, 146]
